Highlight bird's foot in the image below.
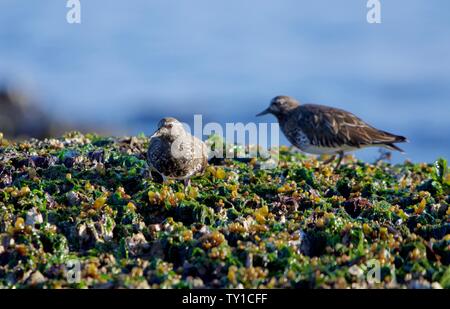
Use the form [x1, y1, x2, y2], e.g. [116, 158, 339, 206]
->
[183, 178, 191, 194]
[322, 152, 345, 169]
[375, 149, 392, 165]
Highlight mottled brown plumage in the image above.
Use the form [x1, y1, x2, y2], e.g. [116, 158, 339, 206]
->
[257, 96, 407, 167]
[147, 117, 208, 185]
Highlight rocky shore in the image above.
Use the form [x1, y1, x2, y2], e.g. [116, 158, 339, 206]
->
[0, 132, 448, 288]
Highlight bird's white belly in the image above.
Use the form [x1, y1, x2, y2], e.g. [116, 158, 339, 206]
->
[287, 129, 363, 155]
[302, 145, 344, 155]
[301, 145, 363, 155]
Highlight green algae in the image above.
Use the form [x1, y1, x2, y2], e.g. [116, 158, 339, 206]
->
[0, 132, 448, 289]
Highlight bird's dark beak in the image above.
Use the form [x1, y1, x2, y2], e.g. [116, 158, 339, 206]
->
[256, 108, 270, 117]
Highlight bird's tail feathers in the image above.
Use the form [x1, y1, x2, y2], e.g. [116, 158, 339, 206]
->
[383, 143, 406, 154]
[373, 131, 408, 153]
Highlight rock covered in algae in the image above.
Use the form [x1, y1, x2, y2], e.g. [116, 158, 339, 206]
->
[0, 131, 448, 289]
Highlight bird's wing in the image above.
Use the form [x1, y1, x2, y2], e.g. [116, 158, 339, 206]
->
[147, 137, 164, 168]
[298, 104, 403, 148]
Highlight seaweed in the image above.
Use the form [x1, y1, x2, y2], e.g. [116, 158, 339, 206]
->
[0, 132, 448, 289]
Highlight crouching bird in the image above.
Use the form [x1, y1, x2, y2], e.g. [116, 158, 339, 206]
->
[147, 117, 208, 187]
[257, 96, 408, 168]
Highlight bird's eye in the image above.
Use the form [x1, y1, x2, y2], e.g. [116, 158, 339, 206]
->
[166, 124, 173, 129]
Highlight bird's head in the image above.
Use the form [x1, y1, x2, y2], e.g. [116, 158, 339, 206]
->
[152, 117, 186, 138]
[256, 96, 300, 117]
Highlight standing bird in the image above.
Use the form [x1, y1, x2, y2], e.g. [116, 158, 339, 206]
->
[147, 117, 208, 186]
[257, 96, 407, 167]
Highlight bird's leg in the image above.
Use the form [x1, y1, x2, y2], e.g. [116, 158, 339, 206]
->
[183, 178, 191, 194]
[162, 175, 169, 184]
[322, 155, 337, 165]
[335, 151, 345, 169]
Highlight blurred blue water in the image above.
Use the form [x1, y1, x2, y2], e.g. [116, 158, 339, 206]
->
[0, 0, 449, 162]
